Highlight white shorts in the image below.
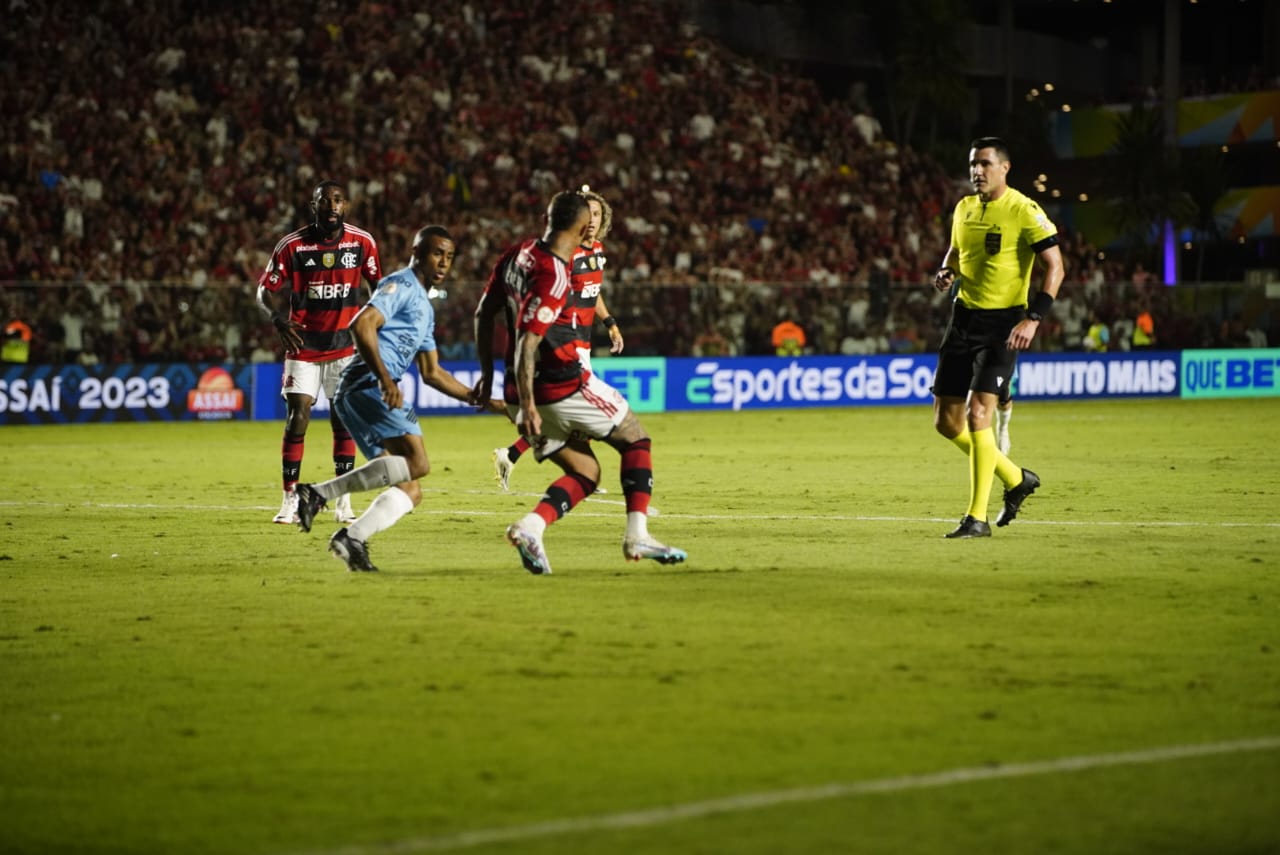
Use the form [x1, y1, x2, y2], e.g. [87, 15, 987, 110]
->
[507, 371, 630, 461]
[577, 346, 592, 376]
[281, 356, 353, 403]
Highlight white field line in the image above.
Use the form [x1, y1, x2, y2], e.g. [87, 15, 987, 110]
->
[276, 735, 1280, 855]
[3, 495, 1278, 528]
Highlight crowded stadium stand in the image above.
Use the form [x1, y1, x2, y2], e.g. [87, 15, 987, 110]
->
[1, 0, 1272, 365]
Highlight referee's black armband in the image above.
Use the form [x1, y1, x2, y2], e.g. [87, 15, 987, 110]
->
[1026, 291, 1055, 322]
[1030, 234, 1059, 253]
[602, 316, 618, 329]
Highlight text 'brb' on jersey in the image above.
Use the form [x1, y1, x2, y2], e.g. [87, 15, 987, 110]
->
[259, 224, 382, 361]
[484, 238, 582, 404]
[950, 186, 1057, 310]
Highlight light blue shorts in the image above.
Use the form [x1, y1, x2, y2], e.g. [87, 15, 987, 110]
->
[333, 382, 421, 460]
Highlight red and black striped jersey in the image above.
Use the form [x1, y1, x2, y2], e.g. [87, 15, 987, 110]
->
[482, 238, 583, 404]
[563, 240, 606, 350]
[258, 224, 381, 362]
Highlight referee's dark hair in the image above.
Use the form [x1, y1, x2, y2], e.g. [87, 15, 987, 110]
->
[970, 137, 1011, 162]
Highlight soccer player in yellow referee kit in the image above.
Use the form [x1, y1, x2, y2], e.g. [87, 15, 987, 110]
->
[931, 137, 1065, 538]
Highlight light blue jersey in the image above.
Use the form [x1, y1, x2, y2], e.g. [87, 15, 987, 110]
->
[337, 266, 437, 393]
[333, 266, 437, 459]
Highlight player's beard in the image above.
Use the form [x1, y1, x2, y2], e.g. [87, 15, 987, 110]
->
[317, 213, 344, 240]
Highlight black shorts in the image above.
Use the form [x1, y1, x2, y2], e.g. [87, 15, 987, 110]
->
[932, 303, 1022, 398]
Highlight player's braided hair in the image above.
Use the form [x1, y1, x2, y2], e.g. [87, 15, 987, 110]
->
[578, 184, 613, 240]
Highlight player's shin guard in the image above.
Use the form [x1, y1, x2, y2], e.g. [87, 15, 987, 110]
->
[533, 473, 596, 526]
[619, 439, 654, 515]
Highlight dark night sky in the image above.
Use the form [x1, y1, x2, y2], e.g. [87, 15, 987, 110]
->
[979, 0, 1276, 87]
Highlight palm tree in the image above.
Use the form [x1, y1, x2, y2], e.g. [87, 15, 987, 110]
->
[1177, 145, 1230, 282]
[1105, 104, 1197, 271]
[862, 0, 972, 150]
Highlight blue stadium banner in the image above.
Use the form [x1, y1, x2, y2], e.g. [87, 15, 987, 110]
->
[595, 357, 666, 413]
[0, 363, 254, 425]
[1180, 349, 1280, 399]
[1014, 351, 1180, 400]
[666, 355, 938, 411]
[8, 351, 1277, 425]
[250, 362, 506, 420]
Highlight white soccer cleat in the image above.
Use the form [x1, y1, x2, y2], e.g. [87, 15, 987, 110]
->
[507, 523, 552, 575]
[272, 490, 299, 525]
[332, 493, 357, 524]
[622, 534, 687, 565]
[492, 447, 515, 491]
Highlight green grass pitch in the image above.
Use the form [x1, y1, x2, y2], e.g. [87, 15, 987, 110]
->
[2, 398, 1279, 855]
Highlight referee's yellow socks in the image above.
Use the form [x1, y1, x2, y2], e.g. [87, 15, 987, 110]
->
[949, 428, 1021, 488]
[966, 427, 999, 520]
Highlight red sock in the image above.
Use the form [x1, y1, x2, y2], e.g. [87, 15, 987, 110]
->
[533, 473, 596, 526]
[509, 435, 532, 461]
[282, 431, 305, 490]
[332, 416, 355, 476]
[620, 439, 653, 514]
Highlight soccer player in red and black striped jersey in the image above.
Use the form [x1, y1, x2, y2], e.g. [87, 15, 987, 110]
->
[474, 191, 684, 576]
[490, 186, 624, 489]
[256, 180, 382, 526]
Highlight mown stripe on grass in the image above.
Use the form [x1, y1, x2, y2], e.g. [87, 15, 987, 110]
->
[5, 499, 1279, 528]
[278, 735, 1280, 855]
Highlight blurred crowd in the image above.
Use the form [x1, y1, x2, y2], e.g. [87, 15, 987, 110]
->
[1, 0, 1272, 366]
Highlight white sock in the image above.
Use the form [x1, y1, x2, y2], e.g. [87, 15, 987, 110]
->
[517, 513, 547, 536]
[626, 511, 648, 540]
[347, 486, 415, 542]
[314, 456, 412, 500]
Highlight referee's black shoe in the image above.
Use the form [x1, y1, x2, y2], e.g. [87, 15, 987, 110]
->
[996, 468, 1040, 527]
[945, 515, 992, 538]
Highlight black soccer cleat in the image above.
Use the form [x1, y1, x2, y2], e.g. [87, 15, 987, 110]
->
[329, 528, 379, 572]
[995, 468, 1040, 527]
[945, 515, 992, 539]
[294, 483, 327, 533]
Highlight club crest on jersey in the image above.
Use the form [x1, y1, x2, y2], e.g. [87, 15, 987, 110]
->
[340, 251, 358, 268]
[322, 252, 336, 268]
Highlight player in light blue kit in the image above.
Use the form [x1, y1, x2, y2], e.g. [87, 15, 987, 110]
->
[295, 225, 503, 571]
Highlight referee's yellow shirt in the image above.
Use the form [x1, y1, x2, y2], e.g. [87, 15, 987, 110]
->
[950, 186, 1057, 310]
